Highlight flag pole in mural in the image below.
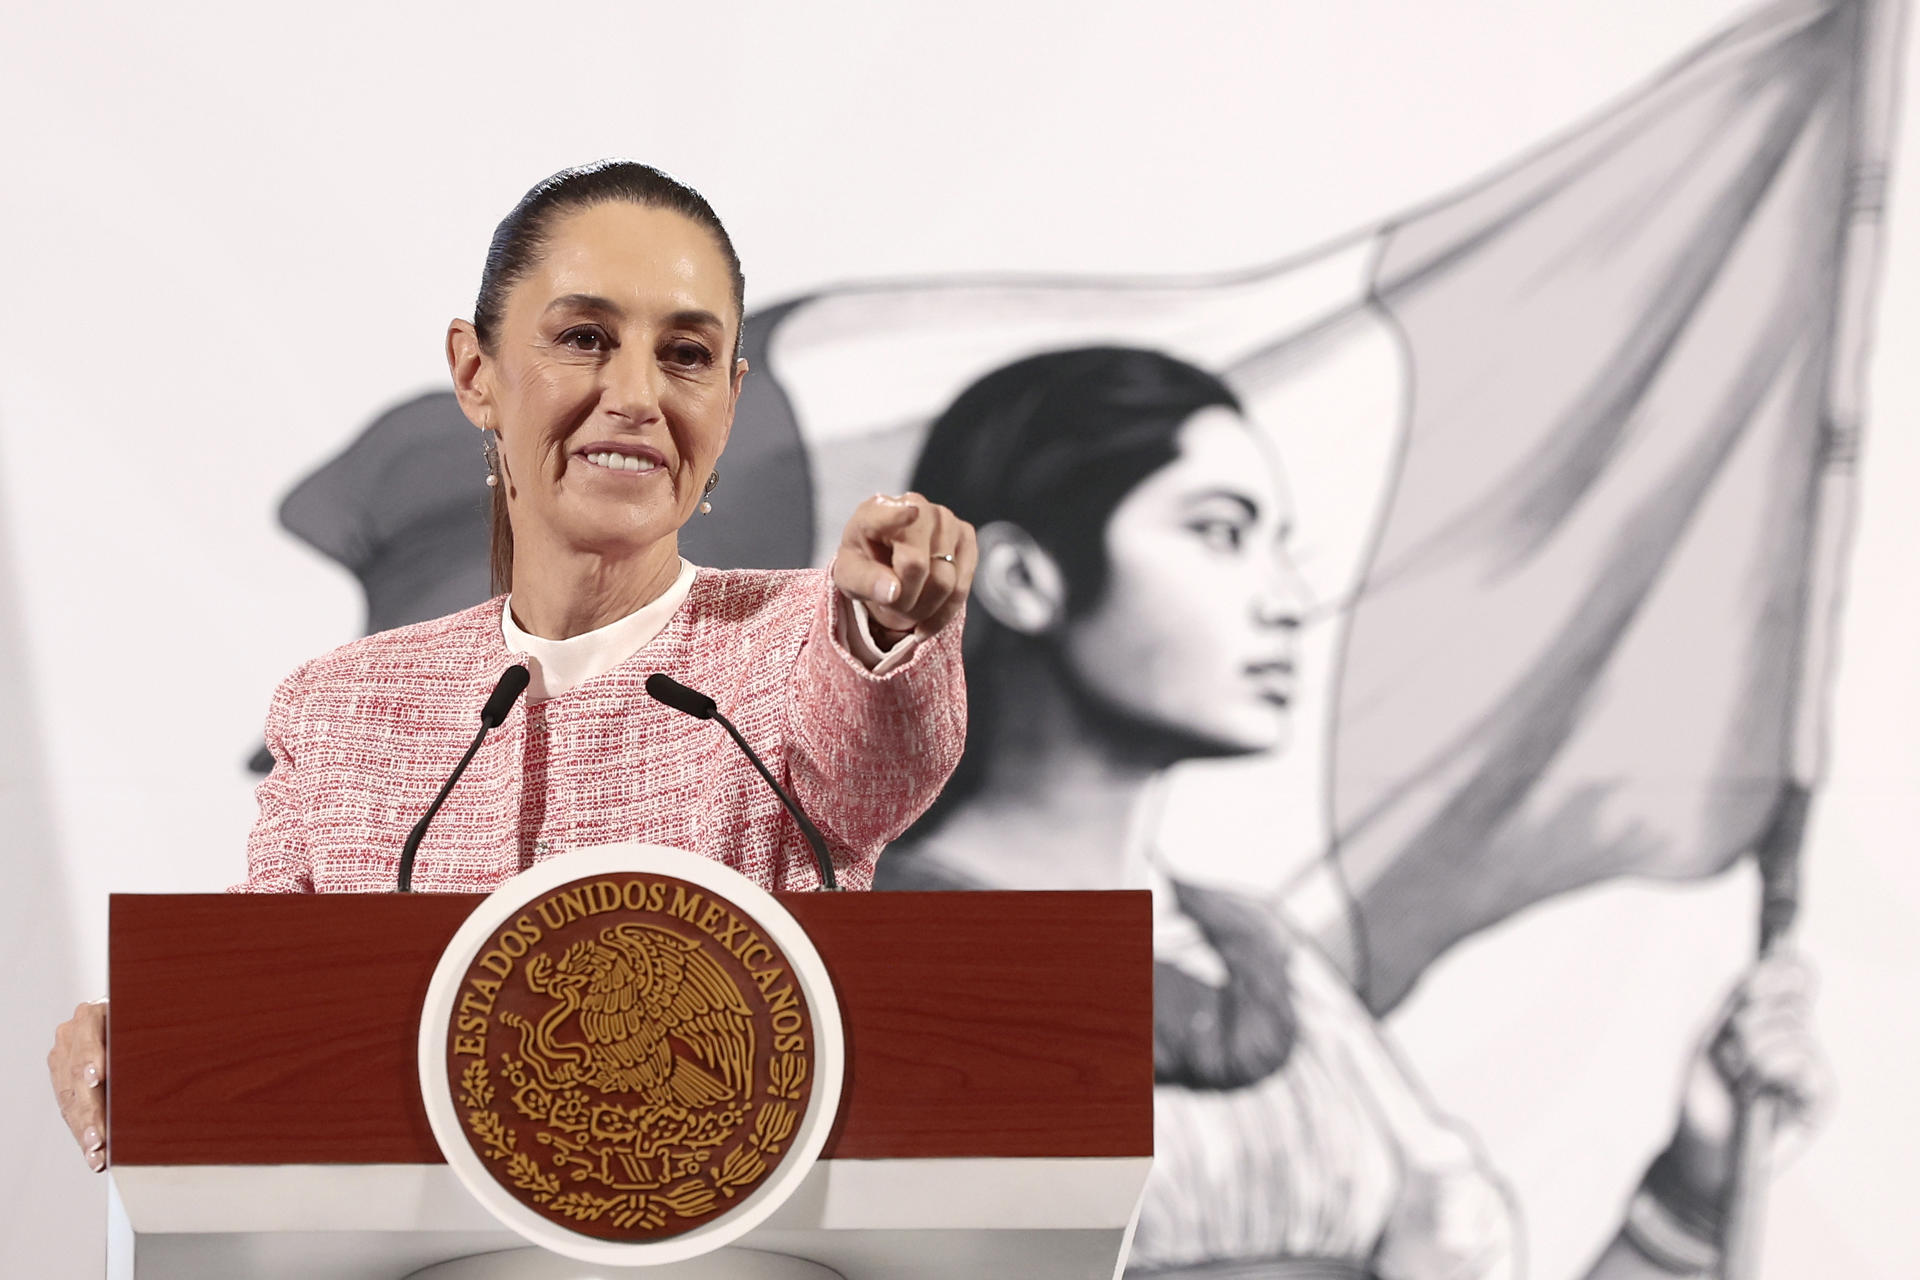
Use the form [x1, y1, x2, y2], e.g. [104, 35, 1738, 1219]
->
[713, 0, 1903, 1014]
[1717, 0, 1905, 1273]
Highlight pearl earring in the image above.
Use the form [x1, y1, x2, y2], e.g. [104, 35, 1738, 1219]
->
[699, 469, 719, 515]
[482, 431, 501, 489]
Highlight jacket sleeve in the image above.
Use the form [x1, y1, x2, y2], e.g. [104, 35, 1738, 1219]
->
[231, 663, 316, 893]
[782, 578, 967, 890]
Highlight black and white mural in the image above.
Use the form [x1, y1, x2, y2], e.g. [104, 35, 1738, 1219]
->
[2, 1, 1912, 1277]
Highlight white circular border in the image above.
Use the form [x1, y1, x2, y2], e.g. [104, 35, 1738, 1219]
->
[418, 843, 845, 1267]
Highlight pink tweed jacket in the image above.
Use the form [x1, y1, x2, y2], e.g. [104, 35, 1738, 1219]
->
[239, 567, 966, 893]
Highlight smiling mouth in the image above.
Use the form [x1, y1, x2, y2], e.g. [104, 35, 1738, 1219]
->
[580, 450, 662, 474]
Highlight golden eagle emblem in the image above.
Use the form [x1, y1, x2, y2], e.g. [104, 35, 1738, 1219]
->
[448, 872, 816, 1241]
[511, 922, 755, 1108]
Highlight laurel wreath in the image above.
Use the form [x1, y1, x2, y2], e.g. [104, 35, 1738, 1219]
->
[458, 1054, 808, 1223]
[769, 1051, 808, 1102]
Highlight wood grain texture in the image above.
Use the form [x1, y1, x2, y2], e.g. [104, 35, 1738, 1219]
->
[107, 890, 1150, 1166]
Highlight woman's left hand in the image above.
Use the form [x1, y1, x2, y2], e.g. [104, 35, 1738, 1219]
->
[1661, 950, 1831, 1203]
[833, 493, 978, 640]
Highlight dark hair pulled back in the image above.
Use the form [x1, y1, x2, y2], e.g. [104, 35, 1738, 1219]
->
[477, 161, 746, 592]
[475, 159, 745, 354]
[907, 346, 1242, 816]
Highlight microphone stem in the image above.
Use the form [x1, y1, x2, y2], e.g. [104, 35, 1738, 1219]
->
[397, 721, 490, 893]
[712, 710, 840, 892]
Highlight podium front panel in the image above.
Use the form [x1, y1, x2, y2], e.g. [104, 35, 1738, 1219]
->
[108, 889, 1153, 1166]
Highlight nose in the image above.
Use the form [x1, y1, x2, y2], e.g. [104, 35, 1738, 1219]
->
[1255, 546, 1310, 630]
[602, 345, 665, 425]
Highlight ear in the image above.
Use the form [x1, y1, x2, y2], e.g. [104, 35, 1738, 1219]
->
[712, 356, 749, 458]
[972, 521, 1067, 636]
[446, 319, 493, 432]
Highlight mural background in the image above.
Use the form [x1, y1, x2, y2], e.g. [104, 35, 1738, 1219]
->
[1, 1, 1914, 1275]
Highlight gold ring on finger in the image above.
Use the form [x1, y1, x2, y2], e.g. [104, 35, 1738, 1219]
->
[934, 552, 956, 564]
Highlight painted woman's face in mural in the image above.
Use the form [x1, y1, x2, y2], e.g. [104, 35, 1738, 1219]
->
[1059, 406, 1305, 755]
[472, 202, 745, 566]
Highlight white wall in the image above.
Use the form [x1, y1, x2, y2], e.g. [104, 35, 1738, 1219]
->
[1, 2, 1913, 1275]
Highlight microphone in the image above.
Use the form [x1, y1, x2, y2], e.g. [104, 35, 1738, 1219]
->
[397, 665, 530, 892]
[646, 673, 840, 891]
[646, 674, 717, 721]
[480, 666, 531, 728]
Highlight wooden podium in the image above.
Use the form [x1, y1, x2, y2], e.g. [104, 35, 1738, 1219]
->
[105, 889, 1153, 1279]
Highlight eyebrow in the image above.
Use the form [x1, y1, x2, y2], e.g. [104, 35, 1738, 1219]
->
[1184, 489, 1259, 519]
[544, 293, 623, 318]
[543, 294, 726, 334]
[664, 308, 727, 334]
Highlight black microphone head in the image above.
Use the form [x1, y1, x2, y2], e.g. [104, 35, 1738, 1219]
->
[646, 673, 717, 721]
[480, 664, 531, 728]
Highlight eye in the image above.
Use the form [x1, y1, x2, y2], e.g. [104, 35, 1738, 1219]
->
[559, 325, 610, 353]
[1187, 518, 1247, 553]
[663, 340, 715, 369]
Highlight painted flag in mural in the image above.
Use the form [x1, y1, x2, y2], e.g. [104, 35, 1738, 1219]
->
[722, 0, 1892, 1010]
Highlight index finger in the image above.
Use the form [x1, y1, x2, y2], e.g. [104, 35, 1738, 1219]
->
[846, 495, 924, 545]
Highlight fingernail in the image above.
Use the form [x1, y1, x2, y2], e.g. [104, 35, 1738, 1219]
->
[83, 1127, 101, 1150]
[84, 1063, 100, 1088]
[881, 579, 899, 604]
[89, 1153, 105, 1172]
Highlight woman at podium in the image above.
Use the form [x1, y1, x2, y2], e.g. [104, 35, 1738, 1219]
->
[50, 161, 975, 1172]
[234, 160, 972, 897]
[874, 346, 1827, 1280]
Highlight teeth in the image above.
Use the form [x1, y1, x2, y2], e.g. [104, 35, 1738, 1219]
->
[585, 452, 657, 472]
